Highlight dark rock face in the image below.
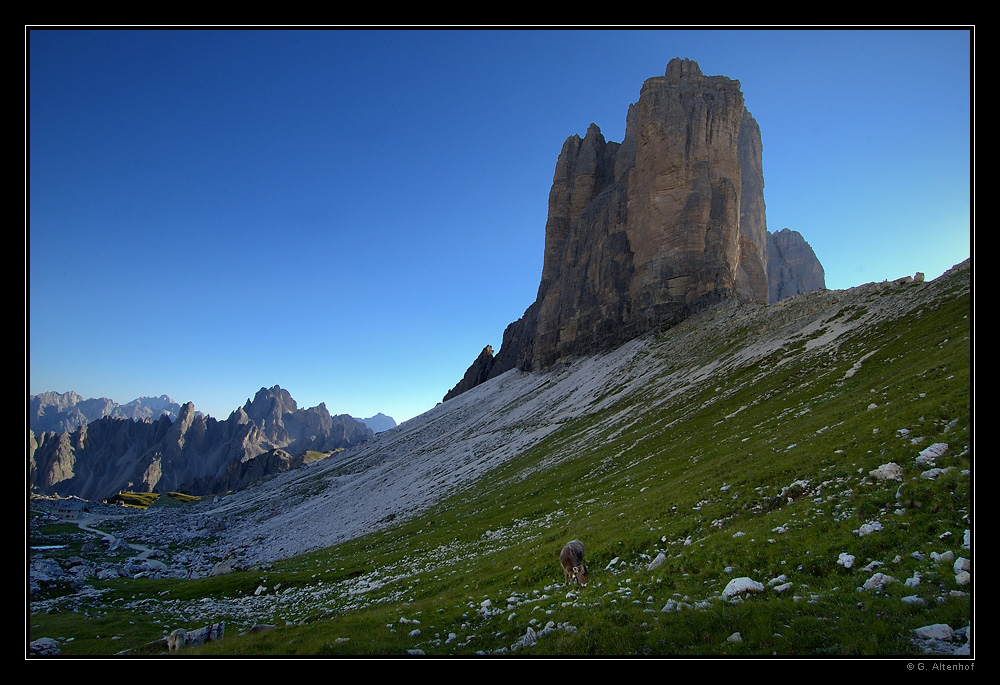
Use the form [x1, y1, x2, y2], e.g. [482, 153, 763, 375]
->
[443, 345, 498, 401]
[27, 385, 373, 500]
[737, 112, 771, 301]
[179, 448, 302, 496]
[767, 228, 826, 303]
[446, 58, 820, 400]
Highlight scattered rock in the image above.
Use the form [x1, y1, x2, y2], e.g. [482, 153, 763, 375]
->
[517, 626, 537, 649]
[869, 463, 902, 481]
[107, 537, 130, 553]
[931, 550, 955, 564]
[920, 467, 954, 480]
[861, 573, 897, 592]
[854, 521, 883, 536]
[916, 443, 948, 465]
[723, 577, 764, 598]
[29, 637, 60, 655]
[178, 622, 225, 648]
[837, 553, 855, 569]
[210, 560, 237, 576]
[914, 623, 953, 641]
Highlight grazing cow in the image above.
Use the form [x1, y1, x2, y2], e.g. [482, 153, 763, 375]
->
[167, 628, 187, 652]
[560, 539, 588, 587]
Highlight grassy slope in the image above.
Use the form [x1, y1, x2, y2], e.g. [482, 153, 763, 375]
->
[30, 266, 972, 656]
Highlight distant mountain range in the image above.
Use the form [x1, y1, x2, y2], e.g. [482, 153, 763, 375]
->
[29, 391, 182, 434]
[28, 386, 394, 501]
[357, 413, 396, 433]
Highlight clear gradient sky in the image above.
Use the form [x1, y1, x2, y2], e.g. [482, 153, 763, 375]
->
[27, 28, 972, 424]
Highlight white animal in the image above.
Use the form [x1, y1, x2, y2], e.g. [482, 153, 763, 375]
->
[167, 628, 187, 652]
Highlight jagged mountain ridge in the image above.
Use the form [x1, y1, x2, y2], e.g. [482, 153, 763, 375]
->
[444, 58, 824, 401]
[29, 391, 182, 434]
[27, 385, 373, 500]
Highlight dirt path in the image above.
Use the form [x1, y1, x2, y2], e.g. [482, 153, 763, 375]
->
[75, 514, 152, 559]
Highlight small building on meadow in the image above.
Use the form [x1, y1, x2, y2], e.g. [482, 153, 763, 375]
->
[51, 499, 88, 520]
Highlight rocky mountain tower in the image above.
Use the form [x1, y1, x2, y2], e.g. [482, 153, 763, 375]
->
[445, 59, 822, 400]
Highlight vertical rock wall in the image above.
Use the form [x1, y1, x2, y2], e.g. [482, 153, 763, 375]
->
[766, 228, 827, 303]
[445, 58, 823, 401]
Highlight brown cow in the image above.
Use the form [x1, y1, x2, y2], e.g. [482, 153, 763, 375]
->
[560, 539, 588, 587]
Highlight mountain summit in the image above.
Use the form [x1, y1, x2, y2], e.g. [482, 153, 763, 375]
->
[28, 385, 373, 500]
[445, 59, 824, 401]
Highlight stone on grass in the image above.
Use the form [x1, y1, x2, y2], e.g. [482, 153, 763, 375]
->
[916, 443, 948, 465]
[723, 577, 764, 598]
[914, 623, 953, 641]
[870, 463, 903, 481]
[855, 521, 883, 536]
[29, 637, 60, 655]
[862, 573, 897, 592]
[931, 550, 954, 564]
[518, 626, 537, 648]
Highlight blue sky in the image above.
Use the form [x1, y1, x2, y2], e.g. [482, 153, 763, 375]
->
[27, 28, 972, 424]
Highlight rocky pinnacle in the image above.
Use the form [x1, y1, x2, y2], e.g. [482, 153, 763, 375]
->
[446, 59, 824, 401]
